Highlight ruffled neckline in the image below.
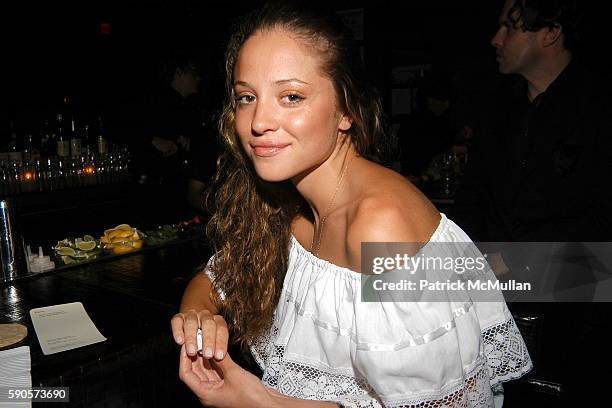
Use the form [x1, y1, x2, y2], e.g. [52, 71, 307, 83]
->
[290, 212, 449, 277]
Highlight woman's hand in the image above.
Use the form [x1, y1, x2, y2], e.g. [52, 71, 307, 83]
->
[171, 309, 228, 360]
[179, 346, 278, 408]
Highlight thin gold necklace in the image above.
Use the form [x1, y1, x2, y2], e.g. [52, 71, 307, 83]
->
[310, 153, 353, 256]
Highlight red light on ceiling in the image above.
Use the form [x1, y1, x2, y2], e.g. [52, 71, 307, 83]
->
[99, 22, 112, 35]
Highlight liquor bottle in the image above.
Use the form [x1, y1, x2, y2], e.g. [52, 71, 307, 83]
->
[56, 114, 70, 158]
[97, 115, 108, 155]
[7, 120, 22, 162]
[23, 132, 37, 162]
[39, 119, 52, 157]
[70, 118, 82, 158]
[81, 124, 92, 155]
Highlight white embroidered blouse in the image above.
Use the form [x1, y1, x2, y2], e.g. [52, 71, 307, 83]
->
[207, 214, 532, 407]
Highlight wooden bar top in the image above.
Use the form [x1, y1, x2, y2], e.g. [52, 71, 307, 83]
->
[1, 239, 211, 407]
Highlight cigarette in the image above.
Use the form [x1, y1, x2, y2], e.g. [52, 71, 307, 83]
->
[197, 328, 203, 353]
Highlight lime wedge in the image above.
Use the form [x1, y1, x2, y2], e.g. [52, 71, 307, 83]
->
[72, 250, 89, 259]
[56, 239, 72, 248]
[85, 249, 102, 258]
[61, 255, 76, 264]
[76, 240, 97, 251]
[83, 235, 95, 242]
[56, 247, 76, 257]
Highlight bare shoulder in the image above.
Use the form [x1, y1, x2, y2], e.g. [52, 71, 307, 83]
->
[346, 163, 440, 270]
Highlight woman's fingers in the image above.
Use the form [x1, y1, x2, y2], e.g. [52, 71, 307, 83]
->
[171, 310, 229, 360]
[213, 315, 229, 360]
[200, 312, 217, 358]
[179, 344, 204, 384]
[170, 314, 186, 345]
[183, 311, 203, 356]
[210, 350, 237, 376]
[179, 345, 225, 405]
[179, 346, 217, 396]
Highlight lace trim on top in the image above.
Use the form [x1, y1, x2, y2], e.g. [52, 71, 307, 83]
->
[245, 213, 532, 406]
[251, 314, 531, 407]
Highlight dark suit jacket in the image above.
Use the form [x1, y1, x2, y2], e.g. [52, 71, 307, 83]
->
[454, 61, 612, 242]
[452, 62, 612, 401]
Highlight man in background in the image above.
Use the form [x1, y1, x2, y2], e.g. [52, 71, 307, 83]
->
[130, 52, 219, 222]
[454, 0, 612, 404]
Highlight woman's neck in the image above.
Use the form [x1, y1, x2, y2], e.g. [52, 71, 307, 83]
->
[292, 140, 356, 224]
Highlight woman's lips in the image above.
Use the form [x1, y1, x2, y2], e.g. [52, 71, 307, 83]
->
[251, 143, 290, 157]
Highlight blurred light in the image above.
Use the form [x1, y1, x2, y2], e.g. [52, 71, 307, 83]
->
[84, 166, 95, 175]
[99, 22, 112, 35]
[24, 172, 33, 180]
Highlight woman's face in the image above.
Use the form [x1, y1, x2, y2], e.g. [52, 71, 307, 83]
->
[233, 28, 351, 182]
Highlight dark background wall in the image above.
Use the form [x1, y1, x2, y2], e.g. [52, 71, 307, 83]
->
[1, 0, 607, 140]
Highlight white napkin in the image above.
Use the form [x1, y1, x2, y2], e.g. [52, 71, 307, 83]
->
[30, 302, 106, 355]
[0, 345, 31, 407]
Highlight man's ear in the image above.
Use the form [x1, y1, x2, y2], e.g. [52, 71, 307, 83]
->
[542, 25, 563, 47]
[339, 114, 353, 132]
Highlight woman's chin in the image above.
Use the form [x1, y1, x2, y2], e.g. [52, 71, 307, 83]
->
[253, 168, 292, 183]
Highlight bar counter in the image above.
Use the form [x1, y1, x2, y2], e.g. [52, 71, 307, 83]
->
[1, 239, 213, 407]
[2, 237, 558, 407]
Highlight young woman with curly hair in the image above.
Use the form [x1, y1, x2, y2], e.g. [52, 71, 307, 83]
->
[171, 3, 531, 407]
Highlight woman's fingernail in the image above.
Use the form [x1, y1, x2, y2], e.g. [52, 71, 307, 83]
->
[215, 350, 224, 360]
[176, 336, 183, 344]
[204, 347, 213, 358]
[187, 344, 196, 355]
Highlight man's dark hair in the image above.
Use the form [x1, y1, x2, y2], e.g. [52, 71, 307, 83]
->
[157, 52, 203, 85]
[507, 0, 583, 52]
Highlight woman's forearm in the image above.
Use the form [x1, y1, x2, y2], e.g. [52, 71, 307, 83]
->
[180, 271, 219, 314]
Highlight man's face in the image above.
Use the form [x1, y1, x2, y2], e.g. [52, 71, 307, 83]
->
[490, 0, 541, 75]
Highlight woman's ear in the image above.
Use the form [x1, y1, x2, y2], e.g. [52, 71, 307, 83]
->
[339, 114, 353, 132]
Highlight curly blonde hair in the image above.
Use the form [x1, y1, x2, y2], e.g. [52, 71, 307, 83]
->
[206, 1, 387, 346]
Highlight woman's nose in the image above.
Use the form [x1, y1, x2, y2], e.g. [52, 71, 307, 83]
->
[251, 99, 279, 135]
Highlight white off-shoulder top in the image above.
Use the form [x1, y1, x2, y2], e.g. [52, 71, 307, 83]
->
[207, 214, 532, 407]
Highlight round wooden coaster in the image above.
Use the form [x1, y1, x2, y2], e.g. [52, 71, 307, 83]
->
[0, 323, 28, 349]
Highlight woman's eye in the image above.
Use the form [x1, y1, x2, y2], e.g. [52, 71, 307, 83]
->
[282, 94, 304, 104]
[235, 95, 255, 105]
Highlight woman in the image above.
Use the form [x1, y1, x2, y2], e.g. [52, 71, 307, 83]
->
[171, 3, 532, 407]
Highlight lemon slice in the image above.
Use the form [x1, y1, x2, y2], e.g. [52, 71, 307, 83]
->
[83, 235, 95, 242]
[117, 230, 135, 238]
[110, 236, 132, 244]
[114, 224, 133, 231]
[112, 245, 135, 255]
[76, 240, 97, 251]
[108, 229, 133, 239]
[56, 247, 76, 257]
